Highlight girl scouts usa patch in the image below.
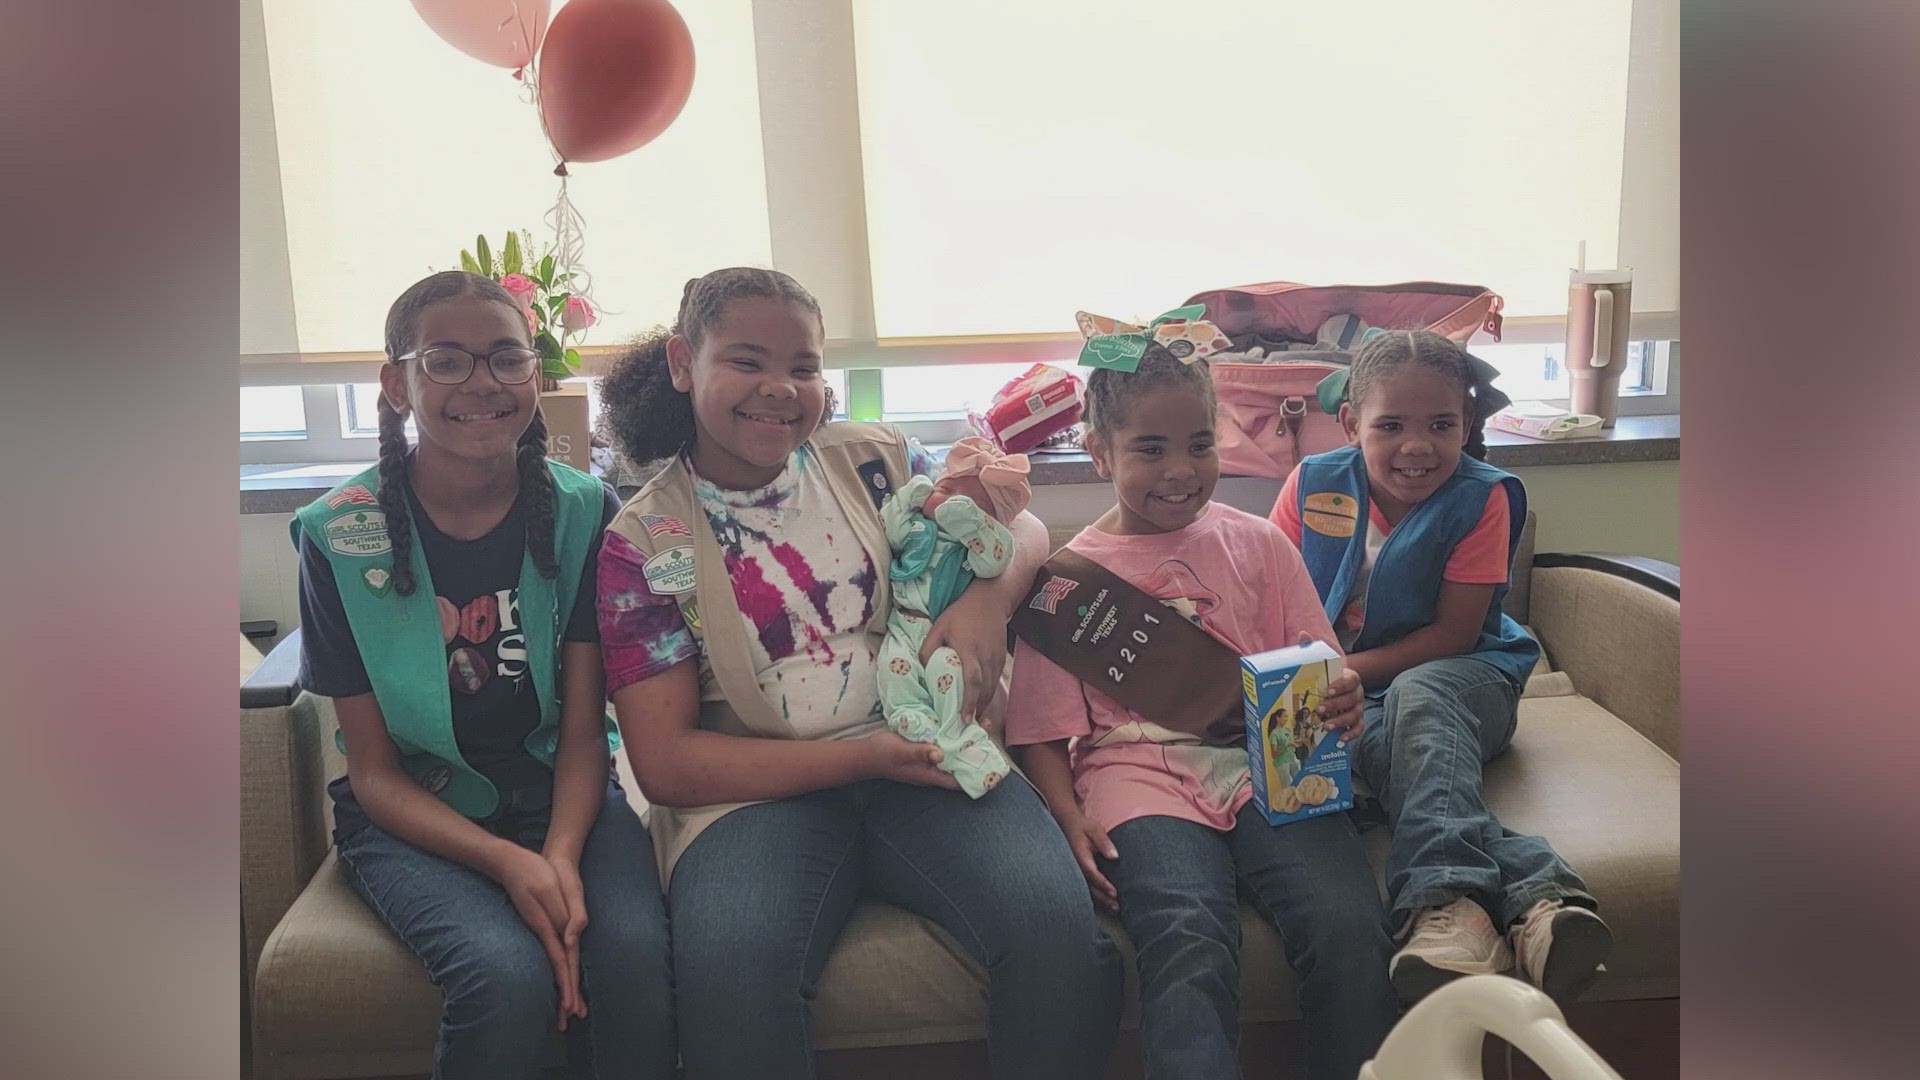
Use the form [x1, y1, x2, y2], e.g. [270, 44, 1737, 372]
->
[325, 510, 392, 557]
[642, 545, 697, 595]
[1303, 493, 1359, 538]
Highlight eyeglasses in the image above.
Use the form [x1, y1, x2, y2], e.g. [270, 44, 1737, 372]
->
[395, 346, 541, 386]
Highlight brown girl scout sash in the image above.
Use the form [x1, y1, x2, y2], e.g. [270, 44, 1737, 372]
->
[1011, 548, 1246, 744]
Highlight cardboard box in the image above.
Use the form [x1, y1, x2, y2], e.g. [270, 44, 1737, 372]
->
[1242, 640, 1354, 825]
[541, 382, 591, 472]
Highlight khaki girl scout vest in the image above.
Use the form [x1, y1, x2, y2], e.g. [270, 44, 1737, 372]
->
[608, 422, 910, 884]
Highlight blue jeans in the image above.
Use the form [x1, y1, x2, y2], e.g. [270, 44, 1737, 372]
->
[668, 776, 1123, 1080]
[1352, 656, 1595, 930]
[335, 781, 676, 1080]
[1104, 808, 1400, 1080]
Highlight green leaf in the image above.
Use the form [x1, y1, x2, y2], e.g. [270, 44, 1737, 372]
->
[542, 356, 573, 382]
[546, 295, 566, 317]
[459, 250, 480, 275]
[475, 234, 493, 277]
[564, 347, 581, 372]
[501, 231, 522, 276]
[538, 254, 555, 288]
[536, 329, 561, 358]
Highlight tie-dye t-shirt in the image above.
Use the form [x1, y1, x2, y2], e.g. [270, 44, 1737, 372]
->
[599, 441, 938, 741]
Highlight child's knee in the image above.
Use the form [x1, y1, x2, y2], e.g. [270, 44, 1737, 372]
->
[1294, 907, 1394, 968]
[583, 901, 671, 972]
[1384, 662, 1454, 702]
[442, 930, 560, 1018]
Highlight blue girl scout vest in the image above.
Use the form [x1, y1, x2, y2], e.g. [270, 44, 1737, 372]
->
[290, 460, 619, 819]
[1294, 446, 1539, 695]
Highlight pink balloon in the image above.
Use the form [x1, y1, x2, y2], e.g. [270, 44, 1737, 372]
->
[538, 0, 695, 164]
[411, 0, 551, 70]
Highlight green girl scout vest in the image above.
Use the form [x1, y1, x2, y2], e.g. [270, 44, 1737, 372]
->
[291, 459, 618, 819]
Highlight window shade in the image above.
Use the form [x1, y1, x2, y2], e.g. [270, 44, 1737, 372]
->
[247, 0, 772, 357]
[852, 0, 1646, 337]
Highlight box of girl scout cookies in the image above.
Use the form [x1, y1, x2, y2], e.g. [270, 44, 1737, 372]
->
[1243, 640, 1353, 825]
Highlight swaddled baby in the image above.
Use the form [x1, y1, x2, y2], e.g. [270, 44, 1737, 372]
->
[877, 437, 1032, 797]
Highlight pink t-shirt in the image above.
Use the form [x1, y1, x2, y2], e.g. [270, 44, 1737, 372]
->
[1270, 467, 1511, 645]
[1005, 501, 1339, 835]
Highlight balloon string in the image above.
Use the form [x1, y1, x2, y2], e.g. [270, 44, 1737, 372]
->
[545, 172, 594, 303]
[516, 26, 598, 313]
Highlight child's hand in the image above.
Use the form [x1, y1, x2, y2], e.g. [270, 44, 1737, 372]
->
[921, 589, 1010, 728]
[865, 731, 963, 790]
[490, 844, 585, 1028]
[1297, 631, 1367, 744]
[1059, 811, 1121, 915]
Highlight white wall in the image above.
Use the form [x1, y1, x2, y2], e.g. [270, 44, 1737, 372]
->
[241, 512, 302, 649]
[241, 461, 1678, 641]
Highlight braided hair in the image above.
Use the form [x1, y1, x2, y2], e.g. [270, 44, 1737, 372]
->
[376, 270, 558, 598]
[1081, 344, 1218, 438]
[600, 267, 824, 464]
[1346, 329, 1502, 460]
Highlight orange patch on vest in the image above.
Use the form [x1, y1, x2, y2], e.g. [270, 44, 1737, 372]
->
[1303, 492, 1359, 538]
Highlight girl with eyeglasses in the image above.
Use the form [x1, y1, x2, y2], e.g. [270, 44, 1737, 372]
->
[289, 270, 674, 1079]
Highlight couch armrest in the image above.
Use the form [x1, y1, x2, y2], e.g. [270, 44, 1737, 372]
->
[242, 629, 334, 985]
[1526, 554, 1681, 762]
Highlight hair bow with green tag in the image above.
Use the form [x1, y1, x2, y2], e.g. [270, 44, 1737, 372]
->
[1074, 304, 1234, 373]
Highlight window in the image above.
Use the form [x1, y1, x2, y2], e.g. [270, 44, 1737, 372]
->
[240, 385, 307, 441]
[883, 362, 1069, 419]
[340, 384, 416, 440]
[243, 0, 1677, 444]
[1475, 339, 1665, 403]
[851, 0, 1657, 335]
[248, 0, 770, 355]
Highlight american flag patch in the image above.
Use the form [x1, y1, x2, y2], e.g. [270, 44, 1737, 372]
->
[1027, 576, 1079, 615]
[326, 485, 377, 509]
[638, 513, 692, 539]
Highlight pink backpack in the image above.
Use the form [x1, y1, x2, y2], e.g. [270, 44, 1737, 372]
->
[1184, 281, 1505, 479]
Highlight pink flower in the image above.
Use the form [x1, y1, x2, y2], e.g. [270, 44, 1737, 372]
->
[519, 304, 538, 333]
[563, 294, 598, 331]
[499, 273, 538, 305]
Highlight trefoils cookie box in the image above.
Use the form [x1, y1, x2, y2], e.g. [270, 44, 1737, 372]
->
[1242, 640, 1352, 825]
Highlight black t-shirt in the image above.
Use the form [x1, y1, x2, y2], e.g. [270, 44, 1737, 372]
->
[297, 474, 620, 803]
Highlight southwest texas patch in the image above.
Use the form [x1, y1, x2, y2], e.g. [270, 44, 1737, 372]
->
[325, 510, 392, 557]
[642, 545, 698, 595]
[1302, 493, 1359, 538]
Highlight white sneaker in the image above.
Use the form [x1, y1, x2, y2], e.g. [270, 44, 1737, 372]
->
[1389, 897, 1513, 1004]
[1509, 898, 1613, 1003]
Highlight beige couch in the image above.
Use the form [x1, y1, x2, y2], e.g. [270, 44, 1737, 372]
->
[243, 519, 1679, 1079]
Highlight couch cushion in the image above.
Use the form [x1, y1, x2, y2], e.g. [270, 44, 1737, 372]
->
[254, 697, 1677, 1066]
[1467, 692, 1680, 1003]
[252, 855, 509, 1079]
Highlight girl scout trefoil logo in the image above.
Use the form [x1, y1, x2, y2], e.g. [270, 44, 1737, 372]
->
[362, 566, 393, 597]
[325, 510, 393, 556]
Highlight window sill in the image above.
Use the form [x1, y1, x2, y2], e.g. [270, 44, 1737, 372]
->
[239, 414, 1678, 514]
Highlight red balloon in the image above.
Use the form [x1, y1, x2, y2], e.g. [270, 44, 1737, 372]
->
[537, 0, 696, 164]
[411, 0, 550, 69]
